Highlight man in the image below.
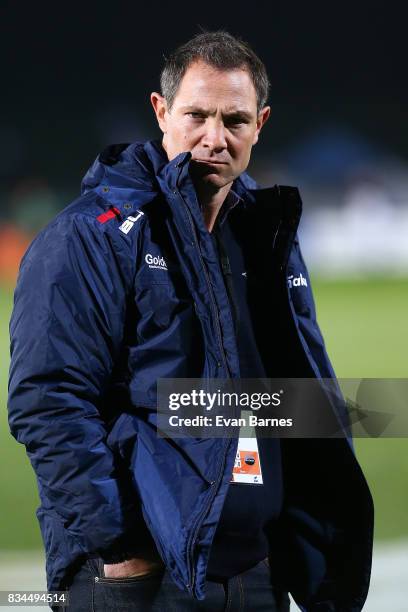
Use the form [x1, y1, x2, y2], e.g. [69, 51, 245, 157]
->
[8, 31, 373, 611]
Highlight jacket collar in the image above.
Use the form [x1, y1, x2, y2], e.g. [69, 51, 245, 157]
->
[80, 139, 302, 237]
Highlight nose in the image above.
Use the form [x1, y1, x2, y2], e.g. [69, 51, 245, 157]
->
[201, 120, 227, 154]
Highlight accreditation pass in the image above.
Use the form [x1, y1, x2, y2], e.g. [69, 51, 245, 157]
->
[231, 411, 263, 485]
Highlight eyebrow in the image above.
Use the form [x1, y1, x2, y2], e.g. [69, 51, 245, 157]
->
[180, 106, 254, 120]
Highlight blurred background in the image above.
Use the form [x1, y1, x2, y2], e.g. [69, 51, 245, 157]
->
[1, 1, 407, 609]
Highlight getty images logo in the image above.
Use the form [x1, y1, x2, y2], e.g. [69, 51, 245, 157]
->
[145, 253, 168, 271]
[287, 273, 308, 289]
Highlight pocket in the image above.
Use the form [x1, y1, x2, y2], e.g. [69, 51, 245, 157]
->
[89, 556, 165, 584]
[91, 564, 165, 612]
[95, 568, 165, 585]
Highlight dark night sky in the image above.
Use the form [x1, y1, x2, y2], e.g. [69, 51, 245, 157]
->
[1, 0, 407, 189]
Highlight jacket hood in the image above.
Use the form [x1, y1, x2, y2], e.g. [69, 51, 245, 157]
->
[80, 141, 162, 207]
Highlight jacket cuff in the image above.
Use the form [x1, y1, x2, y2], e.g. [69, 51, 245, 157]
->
[99, 549, 140, 564]
[98, 531, 160, 565]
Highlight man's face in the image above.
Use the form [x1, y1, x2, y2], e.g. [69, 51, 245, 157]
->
[151, 60, 270, 191]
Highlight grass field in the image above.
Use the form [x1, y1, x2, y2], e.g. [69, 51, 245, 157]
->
[1, 277, 407, 549]
[312, 277, 408, 542]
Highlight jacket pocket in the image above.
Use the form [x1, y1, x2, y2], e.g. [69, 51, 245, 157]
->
[106, 412, 139, 464]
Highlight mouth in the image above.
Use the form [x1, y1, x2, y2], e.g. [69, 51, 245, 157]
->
[193, 159, 228, 165]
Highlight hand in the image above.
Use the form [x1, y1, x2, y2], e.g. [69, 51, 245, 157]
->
[103, 557, 164, 579]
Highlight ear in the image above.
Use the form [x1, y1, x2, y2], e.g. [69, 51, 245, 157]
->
[252, 106, 271, 145]
[150, 92, 168, 133]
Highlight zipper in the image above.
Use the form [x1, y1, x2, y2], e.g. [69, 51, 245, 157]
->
[213, 227, 240, 337]
[186, 437, 233, 595]
[272, 218, 282, 251]
[176, 195, 233, 592]
[173, 170, 234, 594]
[173, 186, 231, 378]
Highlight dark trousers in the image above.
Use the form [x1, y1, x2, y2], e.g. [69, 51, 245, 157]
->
[55, 556, 290, 611]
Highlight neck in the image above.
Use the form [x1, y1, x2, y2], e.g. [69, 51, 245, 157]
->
[194, 181, 232, 232]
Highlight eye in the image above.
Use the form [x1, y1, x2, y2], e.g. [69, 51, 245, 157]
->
[186, 112, 205, 120]
[225, 116, 248, 129]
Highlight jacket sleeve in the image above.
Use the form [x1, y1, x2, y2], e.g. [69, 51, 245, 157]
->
[289, 235, 337, 377]
[289, 234, 354, 442]
[7, 209, 152, 562]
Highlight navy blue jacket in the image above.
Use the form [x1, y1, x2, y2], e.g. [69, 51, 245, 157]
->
[8, 140, 373, 611]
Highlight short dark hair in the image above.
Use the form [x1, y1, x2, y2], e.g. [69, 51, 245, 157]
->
[160, 31, 270, 113]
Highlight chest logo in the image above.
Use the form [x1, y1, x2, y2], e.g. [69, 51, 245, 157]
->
[145, 253, 168, 271]
[287, 273, 308, 289]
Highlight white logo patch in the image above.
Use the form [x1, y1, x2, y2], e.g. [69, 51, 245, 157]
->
[145, 253, 168, 271]
[287, 273, 308, 289]
[119, 210, 144, 234]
